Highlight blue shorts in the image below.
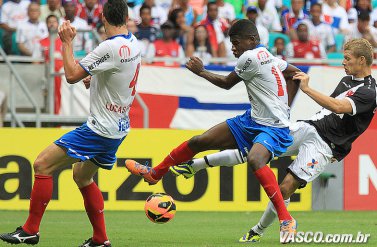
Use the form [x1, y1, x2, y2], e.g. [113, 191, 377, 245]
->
[54, 123, 125, 170]
[226, 109, 293, 158]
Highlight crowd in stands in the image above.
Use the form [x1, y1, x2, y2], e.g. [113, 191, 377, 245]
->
[1, 0, 377, 66]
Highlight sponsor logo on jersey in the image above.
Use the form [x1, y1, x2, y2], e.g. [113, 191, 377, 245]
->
[106, 102, 130, 114]
[307, 159, 318, 169]
[120, 52, 141, 63]
[88, 53, 110, 71]
[346, 90, 354, 97]
[257, 50, 272, 65]
[119, 45, 131, 59]
[239, 58, 252, 74]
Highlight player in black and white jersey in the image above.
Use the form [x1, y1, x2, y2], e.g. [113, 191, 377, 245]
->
[170, 38, 377, 243]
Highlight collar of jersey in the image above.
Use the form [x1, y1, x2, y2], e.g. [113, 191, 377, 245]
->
[256, 44, 264, 48]
[352, 75, 372, 81]
[107, 32, 132, 40]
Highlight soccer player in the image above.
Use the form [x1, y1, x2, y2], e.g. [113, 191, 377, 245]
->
[171, 38, 377, 243]
[125, 19, 300, 241]
[0, 0, 140, 246]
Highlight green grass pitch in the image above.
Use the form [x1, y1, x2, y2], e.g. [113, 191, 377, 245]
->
[0, 211, 376, 246]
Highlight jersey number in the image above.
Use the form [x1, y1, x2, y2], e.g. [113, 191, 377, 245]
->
[271, 66, 284, 96]
[129, 63, 140, 96]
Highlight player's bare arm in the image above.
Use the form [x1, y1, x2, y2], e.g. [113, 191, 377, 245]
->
[59, 21, 89, 83]
[186, 56, 242, 89]
[283, 64, 301, 107]
[294, 72, 353, 114]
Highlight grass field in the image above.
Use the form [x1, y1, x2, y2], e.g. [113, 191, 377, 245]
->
[0, 211, 376, 246]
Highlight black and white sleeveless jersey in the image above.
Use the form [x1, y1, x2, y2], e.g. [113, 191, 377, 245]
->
[307, 75, 377, 161]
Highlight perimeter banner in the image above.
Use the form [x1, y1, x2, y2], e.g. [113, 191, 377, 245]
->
[0, 128, 311, 211]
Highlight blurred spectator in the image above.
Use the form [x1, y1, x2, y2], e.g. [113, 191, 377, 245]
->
[192, 25, 212, 65]
[246, 0, 283, 11]
[301, 3, 336, 53]
[198, 2, 227, 57]
[16, 2, 48, 57]
[189, 0, 205, 18]
[145, 21, 185, 66]
[270, 37, 287, 59]
[76, 0, 103, 28]
[135, 5, 160, 56]
[255, 0, 282, 32]
[225, 0, 245, 19]
[172, 0, 198, 26]
[96, 23, 106, 41]
[0, 91, 6, 127]
[216, 0, 235, 23]
[169, 8, 194, 56]
[347, 0, 372, 24]
[39, 14, 63, 114]
[346, 10, 377, 47]
[127, 19, 138, 34]
[62, 0, 92, 53]
[322, 0, 350, 34]
[155, 0, 173, 12]
[286, 22, 327, 59]
[282, 0, 309, 35]
[133, 0, 167, 26]
[40, 14, 62, 61]
[0, 0, 30, 54]
[40, 0, 65, 22]
[246, 6, 268, 47]
[369, 2, 377, 27]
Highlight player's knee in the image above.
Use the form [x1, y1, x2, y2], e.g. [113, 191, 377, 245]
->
[33, 156, 50, 175]
[72, 168, 92, 188]
[247, 156, 264, 171]
[188, 135, 206, 152]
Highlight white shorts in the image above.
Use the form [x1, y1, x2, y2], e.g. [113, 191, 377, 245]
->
[282, 121, 334, 188]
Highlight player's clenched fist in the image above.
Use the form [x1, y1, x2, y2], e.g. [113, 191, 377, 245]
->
[186, 57, 204, 75]
[58, 21, 77, 43]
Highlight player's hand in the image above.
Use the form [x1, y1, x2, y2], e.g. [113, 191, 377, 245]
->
[83, 76, 91, 89]
[58, 21, 76, 43]
[293, 72, 310, 92]
[186, 56, 204, 75]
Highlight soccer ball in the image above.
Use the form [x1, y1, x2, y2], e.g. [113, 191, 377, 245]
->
[144, 193, 176, 224]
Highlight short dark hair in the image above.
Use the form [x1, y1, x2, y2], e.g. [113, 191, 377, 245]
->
[207, 1, 217, 9]
[103, 0, 128, 27]
[46, 14, 58, 23]
[358, 10, 370, 21]
[228, 19, 259, 41]
[310, 2, 322, 9]
[140, 4, 151, 15]
[168, 8, 184, 27]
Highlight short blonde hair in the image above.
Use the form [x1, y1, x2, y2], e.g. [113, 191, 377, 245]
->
[343, 38, 374, 66]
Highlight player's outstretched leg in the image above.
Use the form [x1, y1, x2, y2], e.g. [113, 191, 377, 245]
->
[125, 140, 196, 185]
[170, 149, 245, 178]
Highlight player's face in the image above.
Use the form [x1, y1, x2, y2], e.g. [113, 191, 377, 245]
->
[230, 36, 254, 58]
[342, 50, 363, 75]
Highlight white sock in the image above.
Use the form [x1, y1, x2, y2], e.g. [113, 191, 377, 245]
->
[251, 199, 290, 236]
[190, 149, 245, 172]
